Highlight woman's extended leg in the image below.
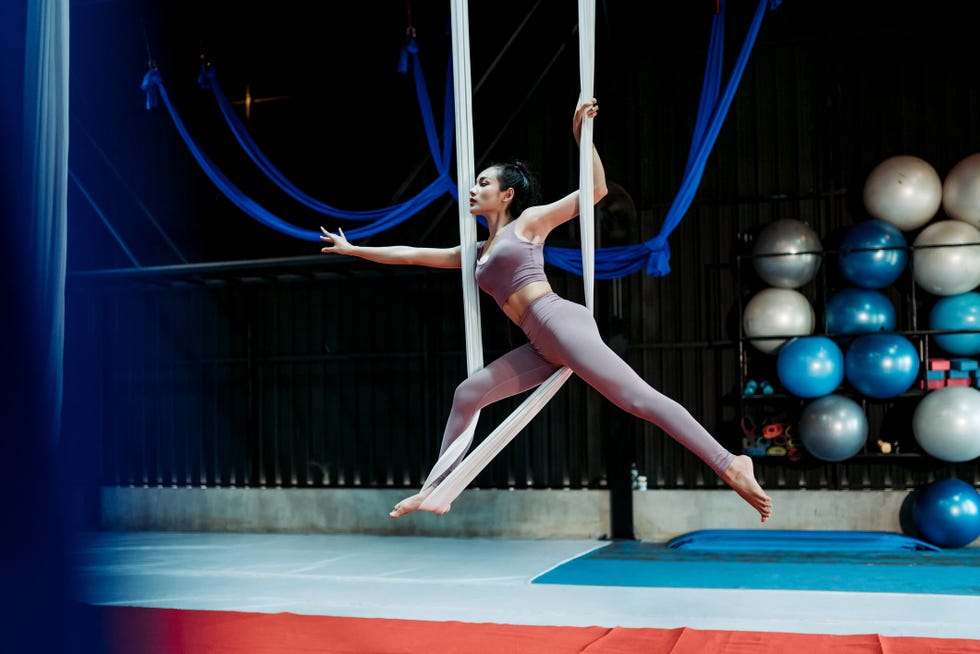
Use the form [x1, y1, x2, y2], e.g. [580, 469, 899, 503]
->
[523, 295, 772, 522]
[390, 343, 560, 518]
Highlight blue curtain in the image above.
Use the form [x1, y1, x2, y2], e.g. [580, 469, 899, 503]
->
[1, 4, 99, 652]
[22, 0, 69, 445]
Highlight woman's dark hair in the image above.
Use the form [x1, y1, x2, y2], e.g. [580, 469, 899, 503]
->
[492, 160, 540, 218]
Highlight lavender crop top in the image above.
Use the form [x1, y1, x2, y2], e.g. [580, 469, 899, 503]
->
[475, 221, 549, 308]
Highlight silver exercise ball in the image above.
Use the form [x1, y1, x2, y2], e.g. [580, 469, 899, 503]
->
[742, 287, 815, 354]
[863, 155, 942, 231]
[942, 153, 980, 230]
[798, 394, 868, 462]
[912, 220, 980, 295]
[912, 386, 980, 462]
[752, 218, 823, 289]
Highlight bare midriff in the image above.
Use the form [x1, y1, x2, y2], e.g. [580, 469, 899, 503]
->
[500, 280, 553, 325]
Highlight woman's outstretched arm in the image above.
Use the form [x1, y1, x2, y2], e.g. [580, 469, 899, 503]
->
[320, 226, 462, 269]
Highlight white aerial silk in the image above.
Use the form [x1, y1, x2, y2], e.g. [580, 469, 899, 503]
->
[421, 0, 596, 513]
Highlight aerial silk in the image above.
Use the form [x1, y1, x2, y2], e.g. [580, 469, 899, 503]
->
[419, 0, 596, 513]
[143, 0, 777, 275]
[196, 47, 457, 224]
[23, 0, 70, 446]
[417, 0, 784, 512]
[140, 36, 458, 242]
[545, 0, 780, 278]
[137, 0, 781, 510]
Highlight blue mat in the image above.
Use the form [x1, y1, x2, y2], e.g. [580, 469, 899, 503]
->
[666, 529, 940, 552]
[533, 533, 980, 595]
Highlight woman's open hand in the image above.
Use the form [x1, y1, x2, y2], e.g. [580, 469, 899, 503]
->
[320, 226, 354, 255]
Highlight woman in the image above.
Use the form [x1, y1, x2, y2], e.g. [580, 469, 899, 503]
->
[320, 98, 773, 523]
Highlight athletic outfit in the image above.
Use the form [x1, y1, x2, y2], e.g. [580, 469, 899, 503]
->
[431, 221, 734, 482]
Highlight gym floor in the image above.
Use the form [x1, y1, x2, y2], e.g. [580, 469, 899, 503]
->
[75, 531, 980, 640]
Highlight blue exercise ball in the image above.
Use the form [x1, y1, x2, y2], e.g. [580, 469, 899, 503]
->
[844, 333, 920, 399]
[912, 386, 980, 462]
[776, 336, 845, 398]
[798, 394, 868, 461]
[837, 220, 908, 289]
[929, 292, 980, 356]
[912, 478, 980, 548]
[825, 287, 897, 337]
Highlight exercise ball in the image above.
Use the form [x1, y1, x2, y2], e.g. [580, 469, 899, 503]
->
[825, 287, 896, 337]
[942, 153, 980, 230]
[837, 220, 908, 289]
[752, 218, 823, 289]
[776, 336, 844, 398]
[912, 478, 980, 548]
[742, 288, 815, 354]
[844, 333, 920, 399]
[912, 386, 980, 462]
[912, 220, 980, 296]
[863, 155, 942, 231]
[798, 394, 868, 462]
[929, 292, 980, 355]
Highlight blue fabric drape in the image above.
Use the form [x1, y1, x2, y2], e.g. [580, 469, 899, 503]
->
[146, 1, 777, 271]
[197, 40, 457, 221]
[142, 36, 457, 242]
[545, 0, 775, 278]
[4, 3, 93, 650]
[23, 0, 69, 443]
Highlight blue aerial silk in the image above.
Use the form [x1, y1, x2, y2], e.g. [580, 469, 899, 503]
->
[546, 0, 778, 278]
[141, 36, 458, 242]
[144, 0, 779, 269]
[197, 37, 457, 223]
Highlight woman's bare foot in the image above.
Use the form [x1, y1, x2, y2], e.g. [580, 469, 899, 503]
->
[722, 455, 772, 523]
[389, 486, 450, 518]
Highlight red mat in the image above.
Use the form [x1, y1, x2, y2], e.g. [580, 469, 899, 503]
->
[99, 606, 980, 654]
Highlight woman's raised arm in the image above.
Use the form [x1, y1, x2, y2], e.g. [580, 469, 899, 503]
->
[517, 99, 608, 241]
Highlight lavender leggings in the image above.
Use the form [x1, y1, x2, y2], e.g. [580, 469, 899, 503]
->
[435, 293, 735, 481]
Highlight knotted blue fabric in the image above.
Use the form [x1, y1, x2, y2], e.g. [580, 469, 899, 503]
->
[546, 0, 778, 278]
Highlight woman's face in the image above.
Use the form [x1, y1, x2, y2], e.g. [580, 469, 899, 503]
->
[468, 167, 509, 216]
